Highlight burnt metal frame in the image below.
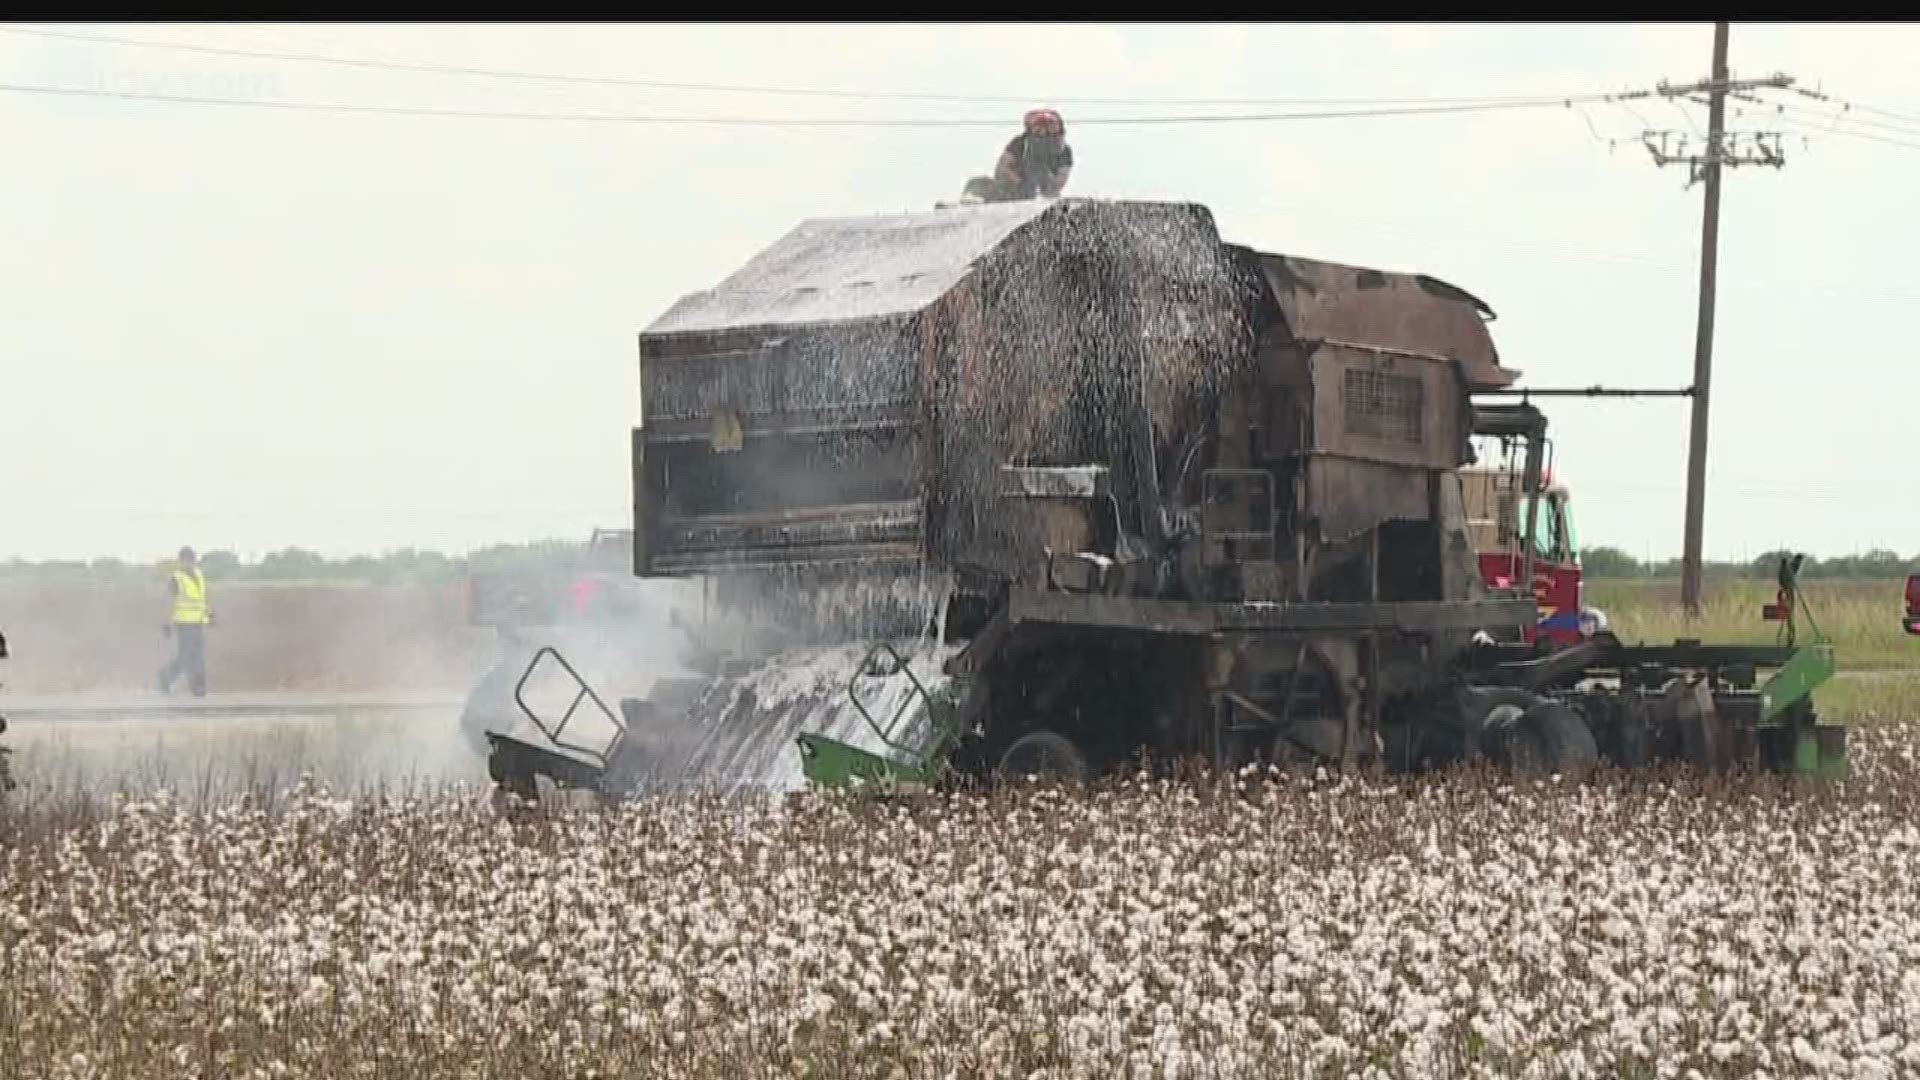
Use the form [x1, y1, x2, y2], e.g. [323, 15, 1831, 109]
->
[511, 646, 628, 770]
[1476, 632, 1802, 693]
[484, 731, 610, 795]
[1005, 588, 1538, 636]
[1200, 467, 1278, 561]
[846, 641, 938, 755]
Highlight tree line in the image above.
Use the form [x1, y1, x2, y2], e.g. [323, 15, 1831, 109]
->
[0, 539, 622, 586]
[1580, 547, 1919, 581]
[3, 541, 1915, 585]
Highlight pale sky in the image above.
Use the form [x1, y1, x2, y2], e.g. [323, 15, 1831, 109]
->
[3, 21, 1916, 564]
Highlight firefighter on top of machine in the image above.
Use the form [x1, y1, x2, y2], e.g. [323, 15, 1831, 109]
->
[157, 545, 213, 697]
[964, 109, 1073, 204]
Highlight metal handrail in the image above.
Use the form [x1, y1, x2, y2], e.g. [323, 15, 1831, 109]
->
[512, 647, 627, 769]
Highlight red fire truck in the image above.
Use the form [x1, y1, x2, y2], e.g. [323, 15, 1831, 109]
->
[1461, 465, 1605, 651]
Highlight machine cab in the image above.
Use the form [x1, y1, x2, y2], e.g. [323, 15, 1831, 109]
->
[1461, 466, 1596, 649]
[1905, 572, 1920, 636]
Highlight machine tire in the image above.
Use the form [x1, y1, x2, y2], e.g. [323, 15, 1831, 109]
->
[1450, 686, 1542, 761]
[995, 730, 1090, 784]
[1505, 701, 1600, 780]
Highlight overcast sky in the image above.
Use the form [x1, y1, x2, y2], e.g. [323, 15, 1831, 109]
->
[3, 21, 1915, 564]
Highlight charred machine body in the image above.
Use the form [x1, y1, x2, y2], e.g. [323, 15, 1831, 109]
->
[484, 198, 1842, 799]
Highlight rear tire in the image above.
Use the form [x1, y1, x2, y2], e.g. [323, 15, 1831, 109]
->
[1505, 701, 1600, 780]
[1449, 686, 1543, 764]
[995, 730, 1090, 784]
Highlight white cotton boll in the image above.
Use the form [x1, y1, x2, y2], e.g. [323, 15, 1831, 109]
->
[1852, 1057, 1895, 1080]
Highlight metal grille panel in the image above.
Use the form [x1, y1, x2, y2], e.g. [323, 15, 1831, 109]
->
[1342, 368, 1424, 445]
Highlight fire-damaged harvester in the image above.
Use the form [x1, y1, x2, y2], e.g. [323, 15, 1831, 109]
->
[484, 198, 1843, 800]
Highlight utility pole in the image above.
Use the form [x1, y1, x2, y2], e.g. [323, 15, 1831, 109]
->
[1682, 21, 1729, 619]
[1636, 23, 1790, 616]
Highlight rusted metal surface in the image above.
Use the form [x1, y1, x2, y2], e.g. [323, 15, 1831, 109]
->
[634, 199, 1251, 585]
[655, 500, 923, 554]
[1436, 471, 1485, 603]
[1006, 588, 1538, 635]
[1305, 458, 1432, 544]
[917, 200, 1246, 583]
[633, 197, 1516, 627]
[645, 201, 1055, 338]
[1246, 251, 1520, 391]
[1479, 637, 1611, 690]
[1670, 675, 1735, 772]
[640, 320, 919, 431]
[1306, 343, 1467, 471]
[999, 465, 1110, 499]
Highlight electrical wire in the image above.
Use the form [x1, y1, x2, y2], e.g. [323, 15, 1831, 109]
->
[1770, 108, 1920, 152]
[0, 23, 1629, 110]
[1740, 95, 1920, 142]
[1786, 84, 1920, 128]
[1724, 85, 1920, 150]
[0, 78, 1632, 127]
[1661, 84, 1920, 155]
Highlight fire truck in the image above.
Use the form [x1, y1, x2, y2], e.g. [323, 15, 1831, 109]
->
[1461, 463, 1605, 651]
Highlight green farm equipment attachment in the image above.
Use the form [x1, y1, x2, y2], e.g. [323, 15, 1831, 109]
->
[794, 642, 970, 789]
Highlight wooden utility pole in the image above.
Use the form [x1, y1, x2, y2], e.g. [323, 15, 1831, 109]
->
[1637, 24, 1789, 616]
[1680, 21, 1729, 617]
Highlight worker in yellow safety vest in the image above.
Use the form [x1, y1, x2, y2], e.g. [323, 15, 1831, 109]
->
[157, 545, 213, 697]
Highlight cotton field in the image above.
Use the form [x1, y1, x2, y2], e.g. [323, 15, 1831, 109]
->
[5, 720, 1920, 1080]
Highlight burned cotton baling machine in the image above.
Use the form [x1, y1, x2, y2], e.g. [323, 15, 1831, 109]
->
[484, 197, 1841, 800]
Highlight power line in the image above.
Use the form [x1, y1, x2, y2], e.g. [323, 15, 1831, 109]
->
[1700, 82, 1920, 150]
[0, 78, 1635, 127]
[1785, 84, 1920, 128]
[1714, 91, 1920, 152]
[0, 24, 1626, 110]
[1714, 90, 1920, 143]
[1773, 113, 1920, 152]
[1772, 108, 1920, 149]
[24, 23, 1920, 152]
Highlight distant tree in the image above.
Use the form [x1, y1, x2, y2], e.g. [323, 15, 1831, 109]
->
[200, 550, 243, 578]
[1749, 550, 1812, 580]
[338, 555, 381, 582]
[1580, 546, 1644, 578]
[256, 547, 328, 579]
[1855, 549, 1907, 578]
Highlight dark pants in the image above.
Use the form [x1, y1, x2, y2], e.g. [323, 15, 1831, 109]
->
[159, 623, 206, 697]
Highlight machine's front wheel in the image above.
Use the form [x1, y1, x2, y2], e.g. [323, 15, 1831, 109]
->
[1504, 701, 1601, 780]
[995, 730, 1090, 784]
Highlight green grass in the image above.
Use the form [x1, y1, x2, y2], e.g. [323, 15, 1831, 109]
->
[1587, 577, 1919, 726]
[1804, 669, 1920, 725]
[1589, 577, 1917, 670]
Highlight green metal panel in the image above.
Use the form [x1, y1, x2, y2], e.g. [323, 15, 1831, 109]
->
[1792, 724, 1849, 780]
[796, 733, 939, 788]
[787, 730, 929, 780]
[797, 641, 971, 790]
[1757, 644, 1835, 723]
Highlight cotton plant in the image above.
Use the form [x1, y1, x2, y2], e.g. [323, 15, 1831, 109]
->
[2, 720, 1919, 1080]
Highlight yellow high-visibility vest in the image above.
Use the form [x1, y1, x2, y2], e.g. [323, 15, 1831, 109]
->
[171, 568, 209, 625]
